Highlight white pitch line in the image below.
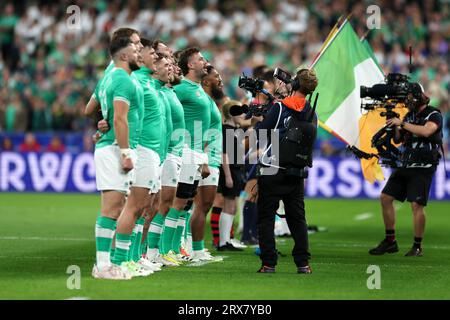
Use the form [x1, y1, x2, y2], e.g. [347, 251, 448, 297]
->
[0, 256, 89, 260]
[312, 262, 445, 269]
[313, 242, 450, 250]
[65, 297, 91, 300]
[354, 212, 373, 221]
[0, 236, 91, 242]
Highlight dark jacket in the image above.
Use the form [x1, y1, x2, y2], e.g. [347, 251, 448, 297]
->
[255, 96, 317, 169]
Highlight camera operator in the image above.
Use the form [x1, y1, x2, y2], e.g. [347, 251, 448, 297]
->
[252, 68, 318, 274]
[369, 84, 443, 257]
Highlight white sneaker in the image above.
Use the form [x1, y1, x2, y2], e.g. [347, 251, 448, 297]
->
[166, 250, 184, 263]
[230, 239, 248, 249]
[176, 253, 192, 262]
[138, 258, 162, 272]
[120, 261, 153, 277]
[146, 248, 159, 263]
[191, 249, 223, 262]
[154, 253, 180, 267]
[92, 264, 132, 280]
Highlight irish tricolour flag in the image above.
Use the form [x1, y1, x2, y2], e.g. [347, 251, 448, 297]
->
[311, 19, 390, 183]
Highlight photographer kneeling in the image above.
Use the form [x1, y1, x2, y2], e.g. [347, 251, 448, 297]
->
[369, 84, 443, 257]
[252, 69, 318, 274]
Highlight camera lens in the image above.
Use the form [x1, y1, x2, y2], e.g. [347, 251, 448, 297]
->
[360, 86, 370, 98]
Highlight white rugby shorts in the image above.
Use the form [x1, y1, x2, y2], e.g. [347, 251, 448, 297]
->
[133, 145, 161, 193]
[161, 153, 183, 188]
[198, 166, 220, 187]
[94, 145, 137, 193]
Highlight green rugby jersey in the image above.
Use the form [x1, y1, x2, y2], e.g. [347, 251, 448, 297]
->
[205, 96, 222, 168]
[93, 61, 115, 101]
[95, 67, 143, 150]
[174, 78, 211, 153]
[133, 67, 162, 153]
[153, 79, 172, 162]
[161, 86, 185, 157]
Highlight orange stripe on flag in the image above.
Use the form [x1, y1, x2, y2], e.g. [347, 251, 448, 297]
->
[358, 104, 408, 183]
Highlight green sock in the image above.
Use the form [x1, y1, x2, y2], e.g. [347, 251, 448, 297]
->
[160, 208, 181, 254]
[128, 228, 137, 261]
[111, 233, 132, 266]
[184, 211, 192, 241]
[132, 217, 145, 261]
[95, 216, 116, 270]
[172, 211, 187, 254]
[147, 213, 165, 250]
[192, 240, 204, 252]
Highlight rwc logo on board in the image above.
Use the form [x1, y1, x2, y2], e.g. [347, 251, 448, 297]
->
[0, 152, 96, 192]
[0, 152, 449, 200]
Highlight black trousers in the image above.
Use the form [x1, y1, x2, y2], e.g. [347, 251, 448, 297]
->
[257, 169, 311, 267]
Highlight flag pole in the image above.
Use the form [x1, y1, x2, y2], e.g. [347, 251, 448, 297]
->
[309, 15, 345, 68]
[310, 14, 351, 68]
[360, 29, 371, 42]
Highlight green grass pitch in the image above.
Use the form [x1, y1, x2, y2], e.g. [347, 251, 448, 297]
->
[0, 193, 449, 300]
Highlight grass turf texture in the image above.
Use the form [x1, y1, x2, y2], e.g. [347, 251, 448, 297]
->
[0, 193, 449, 300]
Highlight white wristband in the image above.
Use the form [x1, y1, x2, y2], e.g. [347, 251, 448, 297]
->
[120, 148, 131, 159]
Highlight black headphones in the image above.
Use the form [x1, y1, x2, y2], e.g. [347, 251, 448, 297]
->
[408, 83, 430, 106]
[291, 69, 310, 92]
[291, 75, 300, 91]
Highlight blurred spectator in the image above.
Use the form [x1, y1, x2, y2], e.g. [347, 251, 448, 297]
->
[0, 3, 19, 71]
[1, 136, 13, 151]
[19, 132, 41, 152]
[0, 0, 447, 158]
[83, 129, 96, 152]
[46, 136, 66, 153]
[0, 93, 28, 132]
[320, 140, 339, 157]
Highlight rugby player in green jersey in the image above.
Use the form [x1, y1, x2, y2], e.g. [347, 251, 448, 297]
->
[110, 38, 164, 274]
[189, 65, 227, 261]
[85, 28, 143, 127]
[91, 35, 143, 280]
[144, 54, 183, 267]
[85, 28, 144, 276]
[144, 42, 190, 264]
[170, 47, 223, 262]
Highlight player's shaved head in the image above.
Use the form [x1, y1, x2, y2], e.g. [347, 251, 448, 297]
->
[109, 36, 132, 57]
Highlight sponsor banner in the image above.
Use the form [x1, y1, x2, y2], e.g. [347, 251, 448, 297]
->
[1, 152, 449, 200]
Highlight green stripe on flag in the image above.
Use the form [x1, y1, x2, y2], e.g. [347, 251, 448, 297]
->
[314, 22, 373, 122]
[312, 21, 384, 145]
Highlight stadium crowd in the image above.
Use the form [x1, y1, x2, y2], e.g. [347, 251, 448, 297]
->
[0, 0, 449, 151]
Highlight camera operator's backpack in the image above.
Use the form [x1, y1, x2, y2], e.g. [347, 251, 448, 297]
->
[279, 101, 317, 168]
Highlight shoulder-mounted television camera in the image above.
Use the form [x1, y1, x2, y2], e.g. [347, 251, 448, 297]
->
[350, 72, 424, 168]
[360, 73, 425, 110]
[238, 74, 275, 118]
